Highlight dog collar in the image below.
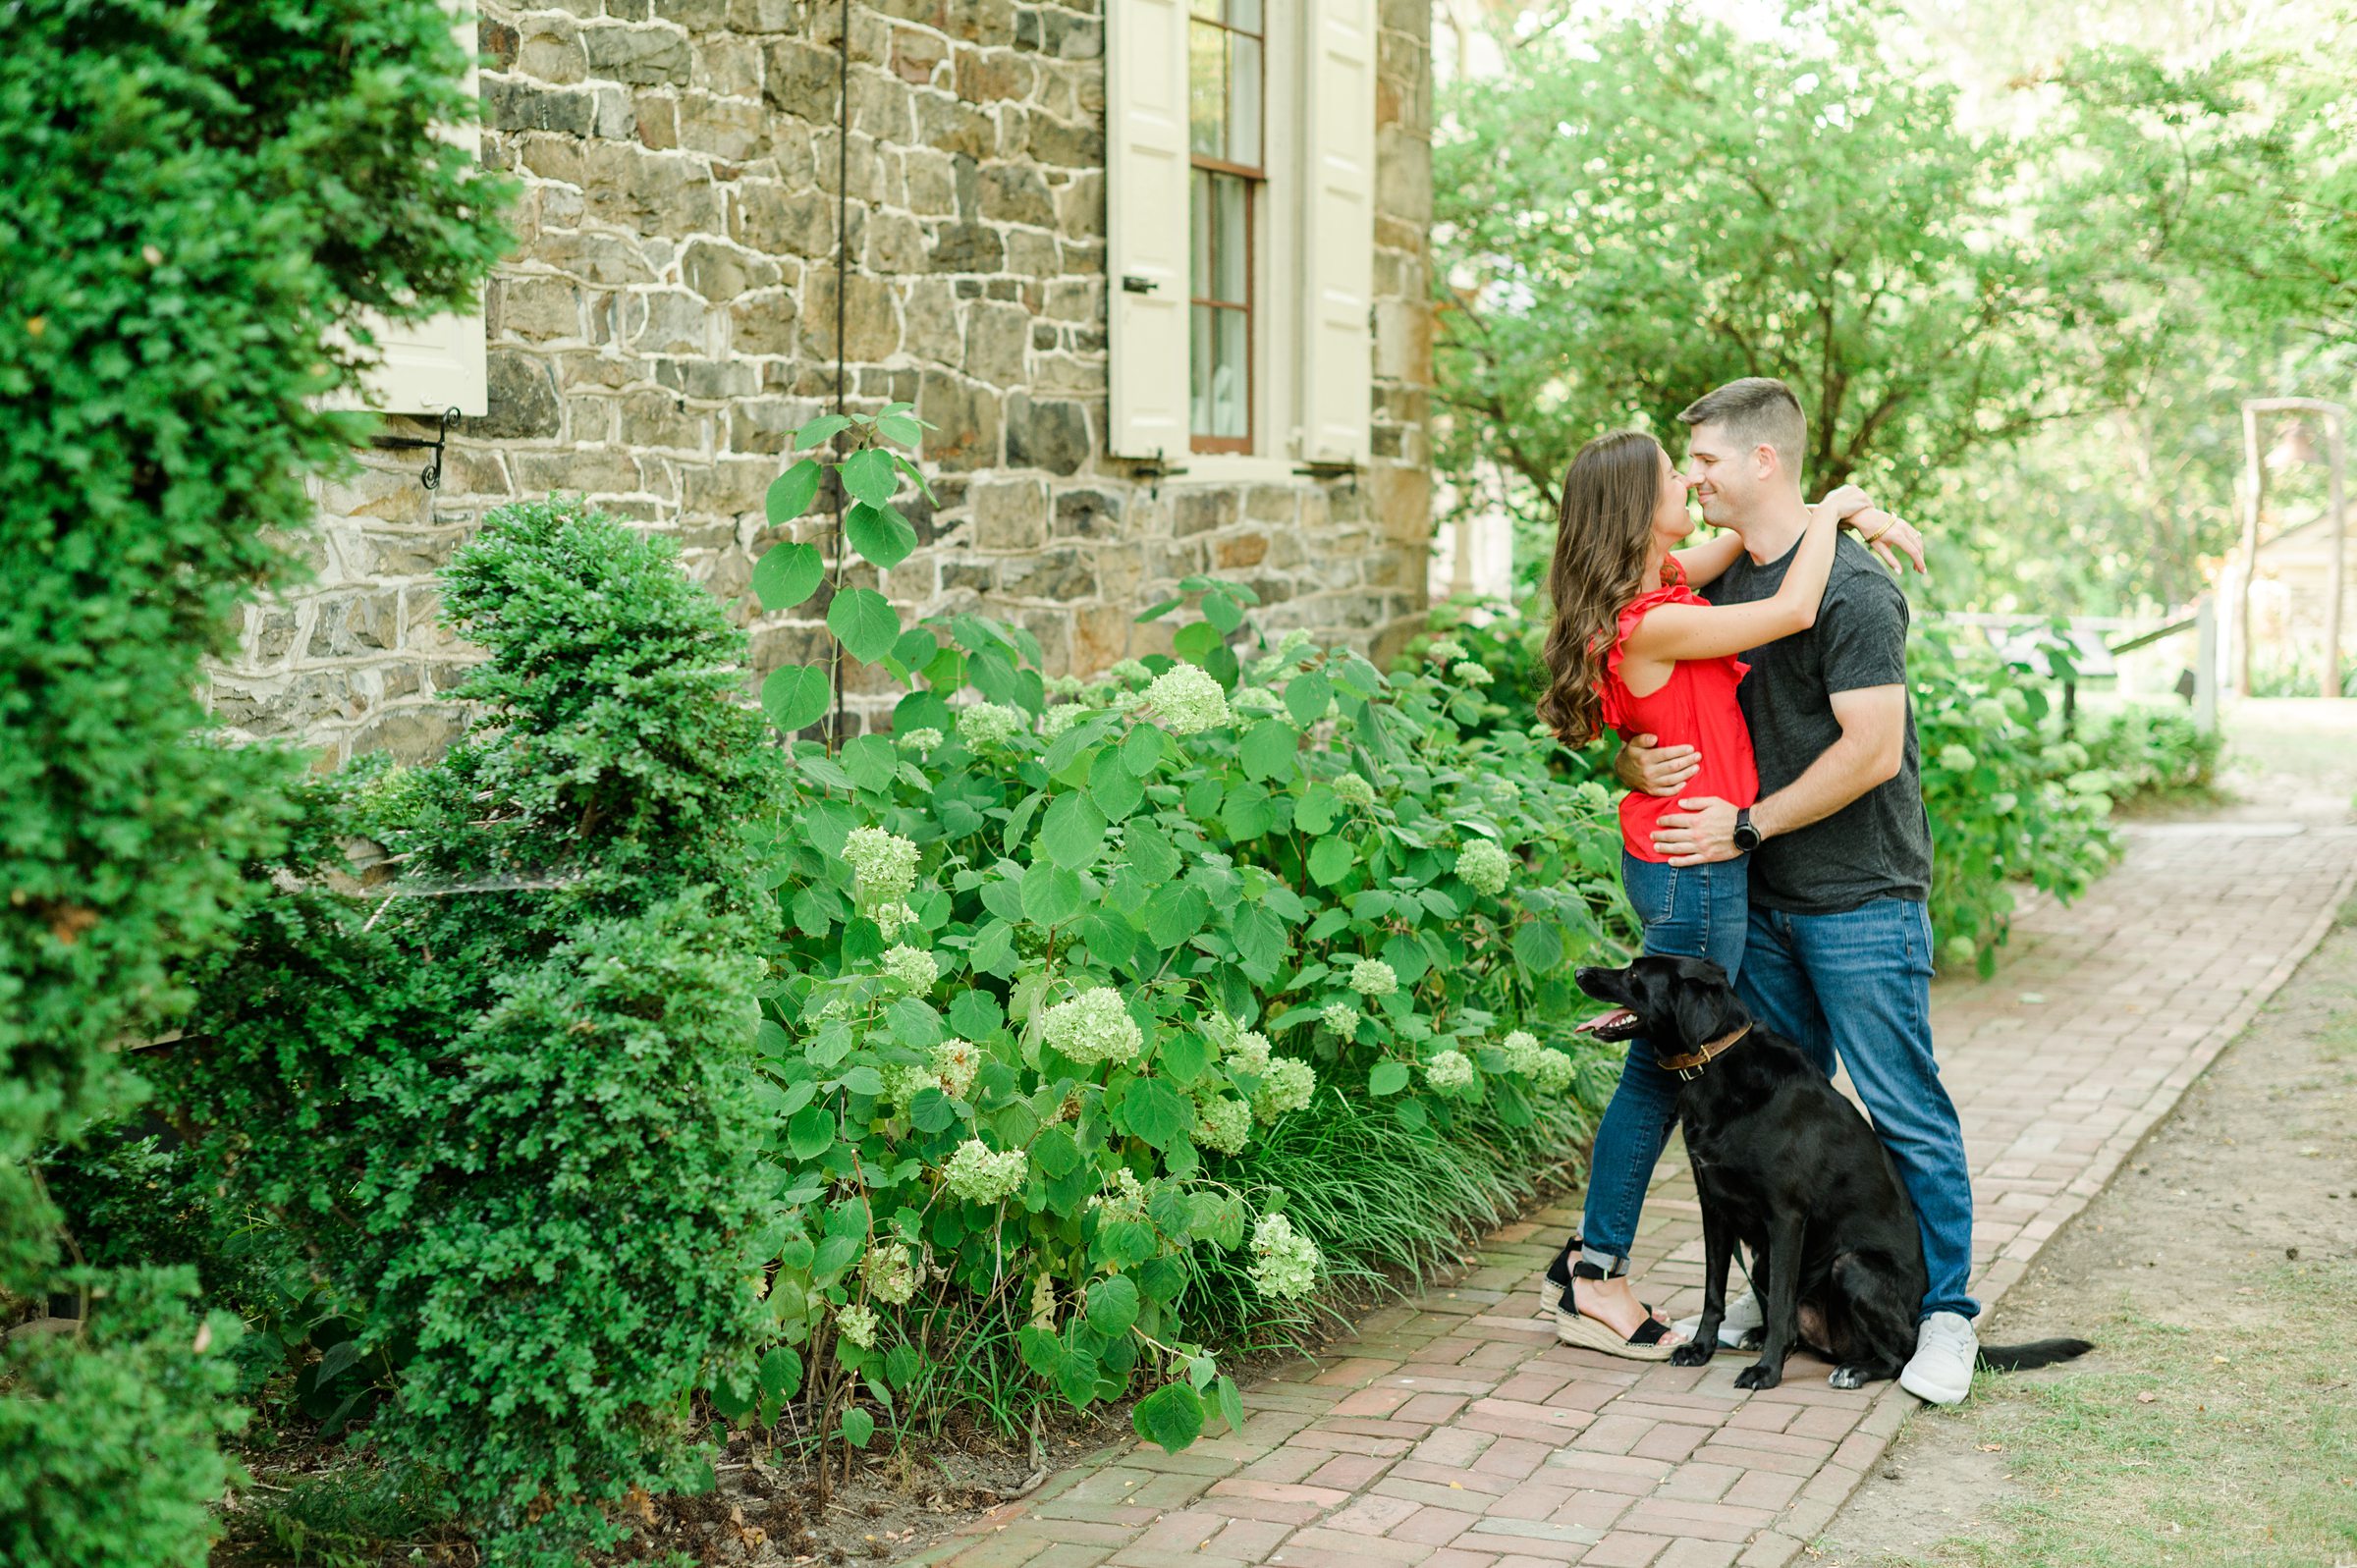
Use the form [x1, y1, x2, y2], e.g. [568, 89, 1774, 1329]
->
[1656, 1023, 1752, 1081]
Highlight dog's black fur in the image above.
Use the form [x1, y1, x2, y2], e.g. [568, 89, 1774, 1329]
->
[1575, 955, 2094, 1391]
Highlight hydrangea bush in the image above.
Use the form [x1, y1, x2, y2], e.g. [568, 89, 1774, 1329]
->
[726, 411, 1636, 1461]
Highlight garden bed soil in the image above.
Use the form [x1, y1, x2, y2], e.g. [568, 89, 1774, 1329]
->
[1812, 912, 2357, 1567]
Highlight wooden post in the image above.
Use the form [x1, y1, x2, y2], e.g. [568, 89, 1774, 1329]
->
[2329, 409, 2348, 699]
[2239, 404, 2263, 697]
[2195, 594, 2218, 733]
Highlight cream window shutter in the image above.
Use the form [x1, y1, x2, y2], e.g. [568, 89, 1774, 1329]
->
[1106, 0, 1191, 460]
[1299, 0, 1374, 466]
[328, 4, 488, 416]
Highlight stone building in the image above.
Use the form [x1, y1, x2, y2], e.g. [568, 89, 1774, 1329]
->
[210, 0, 1437, 763]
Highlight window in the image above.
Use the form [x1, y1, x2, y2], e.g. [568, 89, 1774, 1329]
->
[1187, 1, 1262, 453]
[1109, 0, 1373, 469]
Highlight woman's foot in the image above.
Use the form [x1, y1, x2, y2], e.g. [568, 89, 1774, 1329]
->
[1570, 1273, 1684, 1346]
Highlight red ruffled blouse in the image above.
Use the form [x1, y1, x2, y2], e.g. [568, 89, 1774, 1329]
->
[1598, 567, 1761, 863]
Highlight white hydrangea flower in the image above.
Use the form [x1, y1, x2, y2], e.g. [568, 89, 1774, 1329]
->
[860, 1241, 916, 1306]
[874, 900, 917, 941]
[1109, 658, 1151, 685]
[1037, 703, 1088, 741]
[1349, 958, 1398, 998]
[941, 1139, 1028, 1203]
[843, 826, 919, 901]
[1452, 660, 1494, 684]
[1248, 1213, 1322, 1301]
[958, 701, 1024, 748]
[1040, 987, 1143, 1066]
[1456, 838, 1512, 896]
[1046, 674, 1086, 697]
[1424, 1049, 1476, 1095]
[930, 1037, 980, 1102]
[1196, 1095, 1251, 1155]
[1225, 1028, 1273, 1076]
[1500, 1029, 1546, 1076]
[1087, 1165, 1149, 1223]
[1332, 773, 1376, 807]
[836, 1301, 879, 1349]
[1427, 637, 1469, 663]
[882, 1063, 936, 1107]
[1232, 684, 1282, 712]
[1528, 1047, 1577, 1095]
[897, 728, 944, 752]
[881, 944, 938, 992]
[1137, 663, 1231, 734]
[1321, 1002, 1360, 1036]
[1252, 1055, 1317, 1122]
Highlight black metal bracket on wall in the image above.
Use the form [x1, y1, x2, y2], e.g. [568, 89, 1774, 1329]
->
[370, 406, 461, 491]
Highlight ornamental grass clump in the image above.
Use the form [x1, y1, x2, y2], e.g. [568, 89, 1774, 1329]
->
[161, 501, 780, 1567]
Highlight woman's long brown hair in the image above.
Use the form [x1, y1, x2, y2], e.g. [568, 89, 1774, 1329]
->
[1538, 430, 1671, 746]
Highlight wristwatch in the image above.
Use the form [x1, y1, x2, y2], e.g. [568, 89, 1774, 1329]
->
[1732, 807, 1763, 853]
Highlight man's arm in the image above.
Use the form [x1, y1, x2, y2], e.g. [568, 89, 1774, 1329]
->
[1647, 685, 1906, 866]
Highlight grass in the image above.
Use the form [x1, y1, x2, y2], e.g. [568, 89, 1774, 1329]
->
[214, 1461, 447, 1568]
[1886, 1260, 2357, 1568]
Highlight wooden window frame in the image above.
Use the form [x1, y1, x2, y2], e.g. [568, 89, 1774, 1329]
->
[1187, 6, 1264, 456]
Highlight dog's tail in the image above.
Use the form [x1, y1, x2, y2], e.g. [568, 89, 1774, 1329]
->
[1979, 1337, 2095, 1373]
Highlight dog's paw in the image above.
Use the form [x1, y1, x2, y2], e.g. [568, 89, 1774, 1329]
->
[1828, 1365, 1872, 1390]
[1671, 1342, 1717, 1368]
[1735, 1326, 1766, 1352]
[1733, 1362, 1783, 1391]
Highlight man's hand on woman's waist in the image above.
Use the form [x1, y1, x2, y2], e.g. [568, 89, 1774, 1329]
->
[1616, 732, 1701, 797]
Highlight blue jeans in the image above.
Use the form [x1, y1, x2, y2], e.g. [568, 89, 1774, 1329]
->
[1736, 898, 1980, 1323]
[1579, 852, 1748, 1270]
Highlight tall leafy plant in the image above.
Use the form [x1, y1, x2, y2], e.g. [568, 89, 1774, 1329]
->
[0, 4, 508, 1563]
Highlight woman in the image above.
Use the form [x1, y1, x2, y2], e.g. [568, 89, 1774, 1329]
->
[1532, 428, 1898, 1359]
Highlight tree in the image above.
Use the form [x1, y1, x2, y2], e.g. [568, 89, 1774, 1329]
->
[1432, 2, 2140, 542]
[0, 4, 509, 1562]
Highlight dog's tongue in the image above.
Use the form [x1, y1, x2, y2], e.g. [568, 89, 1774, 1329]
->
[1575, 1008, 1638, 1035]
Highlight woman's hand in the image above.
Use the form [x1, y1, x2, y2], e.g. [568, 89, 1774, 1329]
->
[1850, 509, 1927, 575]
[1818, 483, 1875, 518]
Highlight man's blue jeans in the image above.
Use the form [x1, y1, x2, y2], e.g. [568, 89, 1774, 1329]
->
[1579, 852, 1748, 1271]
[1736, 897, 1980, 1323]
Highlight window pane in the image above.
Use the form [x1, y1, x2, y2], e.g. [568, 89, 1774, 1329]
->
[1208, 308, 1247, 438]
[1190, 0, 1220, 17]
[1228, 31, 1262, 168]
[1210, 174, 1246, 303]
[1189, 304, 1216, 435]
[1226, 0, 1263, 38]
[1188, 21, 1225, 160]
[1190, 169, 1213, 300]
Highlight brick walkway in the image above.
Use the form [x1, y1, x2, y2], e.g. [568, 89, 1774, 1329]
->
[911, 821, 2357, 1568]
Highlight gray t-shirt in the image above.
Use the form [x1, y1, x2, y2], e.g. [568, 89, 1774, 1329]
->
[1706, 533, 1933, 915]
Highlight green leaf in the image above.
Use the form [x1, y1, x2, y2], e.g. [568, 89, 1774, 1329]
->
[1144, 883, 1210, 947]
[1284, 671, 1334, 727]
[1085, 1273, 1140, 1338]
[1368, 1060, 1410, 1097]
[1078, 907, 1139, 970]
[753, 540, 825, 610]
[1017, 1325, 1063, 1375]
[1131, 1382, 1205, 1454]
[1308, 836, 1357, 887]
[1238, 720, 1300, 783]
[841, 1406, 876, 1448]
[840, 448, 899, 506]
[1174, 621, 1224, 661]
[710, 1370, 756, 1424]
[910, 1087, 956, 1132]
[1030, 1125, 1083, 1179]
[759, 1346, 805, 1402]
[828, 587, 901, 664]
[1215, 1375, 1246, 1437]
[1512, 919, 1564, 975]
[787, 1106, 836, 1161]
[794, 413, 852, 451]
[767, 458, 823, 523]
[1122, 724, 1165, 777]
[845, 499, 918, 568]
[1088, 745, 1143, 820]
[1156, 1031, 1208, 1086]
[948, 991, 1004, 1039]
[878, 412, 923, 447]
[812, 1232, 860, 1286]
[1019, 861, 1088, 926]
[1116, 1078, 1194, 1150]
[1135, 596, 1182, 622]
[1201, 590, 1243, 632]
[762, 663, 834, 733]
[1039, 792, 1109, 870]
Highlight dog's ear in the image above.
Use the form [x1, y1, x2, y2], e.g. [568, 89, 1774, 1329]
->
[1667, 964, 1735, 1048]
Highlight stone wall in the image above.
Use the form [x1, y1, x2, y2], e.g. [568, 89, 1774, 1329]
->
[208, 0, 1436, 764]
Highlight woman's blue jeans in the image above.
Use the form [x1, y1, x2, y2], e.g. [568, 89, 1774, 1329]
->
[1578, 851, 1749, 1272]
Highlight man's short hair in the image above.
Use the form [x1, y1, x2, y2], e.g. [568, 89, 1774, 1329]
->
[1678, 378, 1807, 475]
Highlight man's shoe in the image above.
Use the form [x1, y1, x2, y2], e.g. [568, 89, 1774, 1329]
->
[1899, 1311, 1978, 1405]
[1672, 1288, 1764, 1350]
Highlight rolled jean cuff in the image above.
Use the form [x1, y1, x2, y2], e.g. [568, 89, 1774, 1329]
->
[1579, 1245, 1631, 1278]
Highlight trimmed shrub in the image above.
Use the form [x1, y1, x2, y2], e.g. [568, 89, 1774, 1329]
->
[2081, 703, 2222, 802]
[1, 3, 507, 1561]
[163, 501, 781, 1565]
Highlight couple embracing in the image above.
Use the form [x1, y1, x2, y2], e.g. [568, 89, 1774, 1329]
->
[1534, 377, 1981, 1407]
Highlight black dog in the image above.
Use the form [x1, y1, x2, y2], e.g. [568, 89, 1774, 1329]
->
[1575, 955, 2093, 1391]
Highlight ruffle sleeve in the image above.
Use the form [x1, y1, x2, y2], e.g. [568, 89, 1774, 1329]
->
[1597, 576, 1748, 734]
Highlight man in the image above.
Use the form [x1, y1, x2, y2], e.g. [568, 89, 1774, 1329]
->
[1620, 376, 1980, 1405]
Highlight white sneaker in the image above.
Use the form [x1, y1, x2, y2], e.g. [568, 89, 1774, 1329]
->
[1673, 1288, 1764, 1349]
[1899, 1311, 1978, 1405]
